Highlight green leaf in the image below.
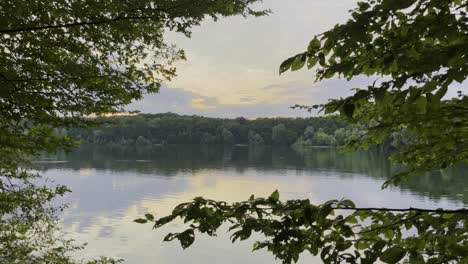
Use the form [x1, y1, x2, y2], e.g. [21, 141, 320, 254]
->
[269, 190, 280, 202]
[346, 216, 358, 224]
[389, 60, 398, 72]
[308, 37, 321, 52]
[339, 199, 356, 208]
[358, 2, 370, 11]
[291, 54, 307, 71]
[355, 242, 368, 250]
[426, 93, 440, 111]
[163, 233, 177, 241]
[307, 56, 318, 69]
[442, 213, 455, 219]
[253, 242, 268, 251]
[178, 229, 195, 249]
[422, 81, 437, 92]
[384, 229, 394, 239]
[134, 218, 148, 224]
[380, 247, 406, 264]
[279, 56, 295, 74]
[415, 96, 427, 114]
[342, 102, 355, 118]
[309, 244, 319, 255]
[409, 252, 425, 264]
[145, 214, 154, 221]
[434, 85, 448, 100]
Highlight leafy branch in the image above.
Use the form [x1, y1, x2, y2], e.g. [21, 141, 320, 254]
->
[137, 191, 468, 264]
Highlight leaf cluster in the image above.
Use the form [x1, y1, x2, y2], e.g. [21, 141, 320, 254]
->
[0, 0, 267, 262]
[139, 191, 468, 264]
[280, 0, 468, 185]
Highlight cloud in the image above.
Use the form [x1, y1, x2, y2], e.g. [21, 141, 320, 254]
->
[130, 0, 374, 118]
[127, 86, 308, 117]
[128, 87, 217, 113]
[127, 75, 372, 118]
[239, 97, 257, 103]
[191, 97, 219, 109]
[158, 0, 360, 108]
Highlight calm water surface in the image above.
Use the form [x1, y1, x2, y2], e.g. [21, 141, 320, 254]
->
[38, 145, 466, 263]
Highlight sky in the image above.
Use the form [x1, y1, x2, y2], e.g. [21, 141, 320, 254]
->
[129, 0, 365, 118]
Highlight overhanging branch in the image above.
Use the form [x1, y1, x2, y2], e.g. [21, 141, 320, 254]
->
[0, 2, 193, 34]
[334, 207, 468, 213]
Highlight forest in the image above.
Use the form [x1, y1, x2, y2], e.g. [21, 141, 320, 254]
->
[66, 113, 413, 153]
[66, 113, 348, 147]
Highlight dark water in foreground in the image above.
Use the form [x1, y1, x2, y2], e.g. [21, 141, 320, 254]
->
[37, 145, 466, 263]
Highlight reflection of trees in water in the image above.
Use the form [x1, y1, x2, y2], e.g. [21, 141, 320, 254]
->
[41, 145, 465, 204]
[400, 167, 467, 204]
[293, 146, 394, 178]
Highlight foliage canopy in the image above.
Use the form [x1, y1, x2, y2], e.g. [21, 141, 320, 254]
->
[67, 113, 349, 147]
[280, 0, 468, 186]
[0, 0, 266, 262]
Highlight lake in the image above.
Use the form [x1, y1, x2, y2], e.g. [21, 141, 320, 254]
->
[37, 145, 466, 263]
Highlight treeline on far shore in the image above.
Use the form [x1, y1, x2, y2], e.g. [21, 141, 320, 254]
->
[63, 113, 412, 152]
[65, 113, 348, 147]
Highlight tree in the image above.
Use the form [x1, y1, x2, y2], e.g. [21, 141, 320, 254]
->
[248, 130, 265, 145]
[0, 0, 266, 262]
[313, 128, 337, 146]
[139, 1, 468, 263]
[334, 127, 348, 146]
[200, 132, 216, 145]
[68, 113, 347, 147]
[221, 128, 234, 145]
[292, 126, 313, 147]
[303, 126, 315, 139]
[136, 135, 150, 147]
[272, 123, 296, 146]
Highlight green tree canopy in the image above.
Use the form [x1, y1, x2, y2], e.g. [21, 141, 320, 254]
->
[0, 1, 266, 262]
[280, 0, 468, 185]
[1, 0, 267, 126]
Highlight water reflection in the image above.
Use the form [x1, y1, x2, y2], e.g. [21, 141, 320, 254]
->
[37, 145, 466, 263]
[40, 145, 466, 204]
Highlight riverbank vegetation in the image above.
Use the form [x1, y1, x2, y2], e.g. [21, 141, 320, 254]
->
[66, 113, 416, 156]
[66, 113, 347, 147]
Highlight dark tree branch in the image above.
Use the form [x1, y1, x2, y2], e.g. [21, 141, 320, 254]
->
[358, 212, 421, 234]
[334, 207, 468, 213]
[0, 74, 122, 83]
[0, 15, 159, 34]
[0, 2, 192, 34]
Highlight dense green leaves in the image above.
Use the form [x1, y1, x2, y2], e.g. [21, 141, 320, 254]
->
[139, 193, 468, 264]
[281, 0, 468, 185]
[380, 247, 406, 264]
[0, 0, 267, 262]
[67, 113, 350, 147]
[1, 0, 267, 125]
